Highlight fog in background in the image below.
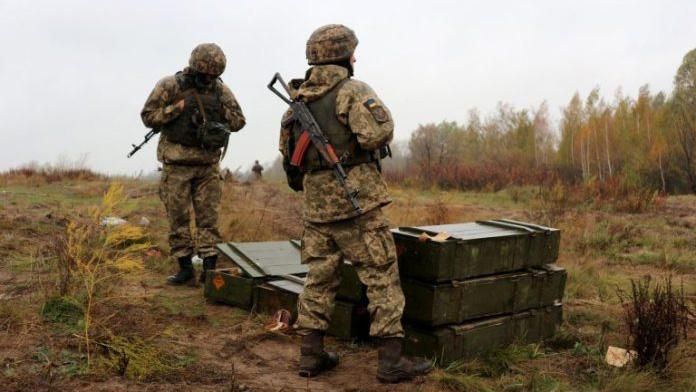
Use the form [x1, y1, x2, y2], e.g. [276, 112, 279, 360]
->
[1, 0, 695, 174]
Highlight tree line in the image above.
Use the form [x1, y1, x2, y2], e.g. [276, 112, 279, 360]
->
[392, 49, 696, 194]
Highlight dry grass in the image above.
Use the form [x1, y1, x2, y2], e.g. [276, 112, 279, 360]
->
[0, 171, 694, 391]
[0, 165, 103, 186]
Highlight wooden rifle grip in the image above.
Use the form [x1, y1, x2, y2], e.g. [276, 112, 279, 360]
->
[326, 145, 339, 164]
[290, 131, 312, 166]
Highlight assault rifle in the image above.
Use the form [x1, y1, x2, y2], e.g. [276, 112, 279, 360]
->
[127, 129, 159, 158]
[267, 72, 362, 215]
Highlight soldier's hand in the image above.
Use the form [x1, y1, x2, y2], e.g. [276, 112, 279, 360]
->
[175, 99, 185, 112]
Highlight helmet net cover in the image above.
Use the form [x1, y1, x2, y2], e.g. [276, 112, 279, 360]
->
[306, 24, 358, 65]
[189, 43, 227, 76]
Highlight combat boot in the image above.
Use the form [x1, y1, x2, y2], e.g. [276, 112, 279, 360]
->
[166, 255, 195, 285]
[298, 331, 339, 377]
[200, 255, 217, 284]
[376, 338, 433, 383]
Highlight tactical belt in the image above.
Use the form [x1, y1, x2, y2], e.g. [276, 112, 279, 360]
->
[304, 152, 376, 173]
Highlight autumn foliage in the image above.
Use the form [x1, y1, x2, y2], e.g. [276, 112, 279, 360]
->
[385, 48, 696, 197]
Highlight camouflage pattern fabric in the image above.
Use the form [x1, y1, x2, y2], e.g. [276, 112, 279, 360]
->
[159, 164, 222, 258]
[306, 24, 358, 65]
[279, 60, 404, 337]
[278, 65, 393, 223]
[296, 208, 405, 338]
[141, 70, 245, 165]
[189, 43, 226, 75]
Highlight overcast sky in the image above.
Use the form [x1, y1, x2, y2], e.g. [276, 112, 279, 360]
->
[1, 0, 695, 174]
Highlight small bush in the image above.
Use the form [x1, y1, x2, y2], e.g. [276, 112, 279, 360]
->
[618, 276, 691, 370]
[98, 335, 194, 381]
[48, 183, 149, 370]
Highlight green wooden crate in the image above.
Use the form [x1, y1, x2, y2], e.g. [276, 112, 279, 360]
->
[255, 279, 298, 315]
[203, 268, 260, 309]
[215, 241, 308, 277]
[216, 240, 368, 304]
[404, 304, 563, 365]
[255, 278, 370, 339]
[393, 219, 560, 283]
[402, 264, 566, 326]
[205, 241, 309, 308]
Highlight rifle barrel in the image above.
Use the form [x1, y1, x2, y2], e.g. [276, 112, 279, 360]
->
[127, 130, 158, 158]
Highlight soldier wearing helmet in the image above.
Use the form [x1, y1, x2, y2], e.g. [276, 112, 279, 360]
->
[141, 43, 245, 286]
[278, 25, 432, 383]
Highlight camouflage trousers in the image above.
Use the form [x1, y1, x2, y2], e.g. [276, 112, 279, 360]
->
[296, 208, 405, 338]
[159, 163, 222, 259]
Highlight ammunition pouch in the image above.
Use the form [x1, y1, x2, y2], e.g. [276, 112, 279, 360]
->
[283, 155, 305, 192]
[161, 73, 229, 152]
[198, 121, 231, 150]
[162, 95, 199, 146]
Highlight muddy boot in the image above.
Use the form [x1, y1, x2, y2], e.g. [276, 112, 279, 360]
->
[166, 256, 195, 285]
[200, 255, 217, 285]
[298, 331, 339, 378]
[377, 338, 433, 383]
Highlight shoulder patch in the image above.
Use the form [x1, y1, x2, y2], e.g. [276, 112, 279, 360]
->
[363, 98, 389, 123]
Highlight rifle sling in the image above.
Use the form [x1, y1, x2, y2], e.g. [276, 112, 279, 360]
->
[192, 89, 228, 162]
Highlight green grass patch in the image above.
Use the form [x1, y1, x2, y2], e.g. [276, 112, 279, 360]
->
[152, 292, 207, 319]
[523, 372, 570, 392]
[597, 370, 660, 392]
[564, 265, 626, 303]
[41, 296, 84, 332]
[434, 370, 494, 392]
[31, 346, 88, 377]
[98, 335, 197, 380]
[481, 343, 544, 377]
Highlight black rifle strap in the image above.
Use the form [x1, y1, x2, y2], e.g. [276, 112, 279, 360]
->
[192, 90, 208, 125]
[193, 87, 230, 162]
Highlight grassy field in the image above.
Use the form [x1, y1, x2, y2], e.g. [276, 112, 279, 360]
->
[0, 171, 694, 391]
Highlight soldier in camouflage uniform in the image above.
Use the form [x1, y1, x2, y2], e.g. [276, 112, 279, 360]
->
[279, 25, 432, 383]
[251, 160, 264, 180]
[141, 43, 245, 286]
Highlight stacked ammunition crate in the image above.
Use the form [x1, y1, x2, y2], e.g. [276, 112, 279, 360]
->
[204, 219, 565, 363]
[393, 220, 566, 365]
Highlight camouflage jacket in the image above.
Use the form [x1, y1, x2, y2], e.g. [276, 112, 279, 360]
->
[140, 68, 245, 165]
[279, 65, 393, 223]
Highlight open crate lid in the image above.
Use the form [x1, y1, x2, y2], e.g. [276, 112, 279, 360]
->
[392, 219, 559, 241]
[215, 240, 307, 278]
[265, 275, 305, 295]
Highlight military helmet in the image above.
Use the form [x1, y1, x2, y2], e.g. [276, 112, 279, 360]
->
[189, 43, 226, 75]
[306, 24, 358, 65]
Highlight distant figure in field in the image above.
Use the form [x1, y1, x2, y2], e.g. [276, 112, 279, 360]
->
[221, 167, 234, 182]
[251, 160, 264, 180]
